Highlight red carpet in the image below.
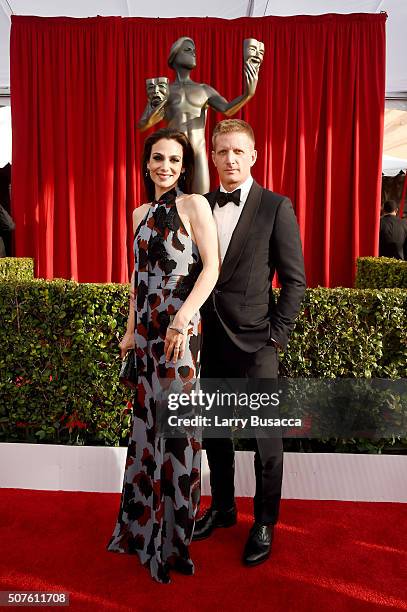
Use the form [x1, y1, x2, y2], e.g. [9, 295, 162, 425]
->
[0, 489, 406, 611]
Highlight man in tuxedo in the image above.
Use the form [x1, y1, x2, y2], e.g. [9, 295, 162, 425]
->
[193, 119, 306, 566]
[379, 200, 407, 260]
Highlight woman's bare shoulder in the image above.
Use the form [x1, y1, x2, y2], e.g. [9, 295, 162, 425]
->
[133, 203, 150, 215]
[132, 204, 150, 231]
[177, 193, 210, 211]
[178, 193, 208, 204]
[133, 203, 150, 219]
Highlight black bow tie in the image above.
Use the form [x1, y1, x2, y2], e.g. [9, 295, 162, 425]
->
[216, 189, 241, 208]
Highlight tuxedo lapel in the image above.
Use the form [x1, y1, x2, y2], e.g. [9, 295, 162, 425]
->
[218, 180, 263, 286]
[205, 190, 218, 211]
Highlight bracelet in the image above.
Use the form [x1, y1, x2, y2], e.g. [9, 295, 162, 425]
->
[169, 325, 187, 335]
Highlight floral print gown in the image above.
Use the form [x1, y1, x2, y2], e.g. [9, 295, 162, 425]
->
[107, 188, 202, 584]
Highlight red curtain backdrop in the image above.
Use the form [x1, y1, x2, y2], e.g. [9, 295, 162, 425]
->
[10, 14, 386, 286]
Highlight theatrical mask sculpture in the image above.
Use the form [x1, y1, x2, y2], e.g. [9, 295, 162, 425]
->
[243, 38, 265, 69]
[146, 77, 169, 108]
[138, 37, 265, 194]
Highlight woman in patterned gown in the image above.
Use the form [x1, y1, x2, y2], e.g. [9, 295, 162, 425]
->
[107, 128, 219, 584]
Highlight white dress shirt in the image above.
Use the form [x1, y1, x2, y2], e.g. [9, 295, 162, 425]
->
[213, 175, 254, 262]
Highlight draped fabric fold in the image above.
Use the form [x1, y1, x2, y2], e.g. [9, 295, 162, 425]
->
[10, 14, 386, 286]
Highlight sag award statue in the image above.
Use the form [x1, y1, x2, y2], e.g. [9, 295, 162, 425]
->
[138, 37, 265, 194]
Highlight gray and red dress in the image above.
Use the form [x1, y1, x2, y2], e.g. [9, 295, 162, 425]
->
[107, 188, 202, 584]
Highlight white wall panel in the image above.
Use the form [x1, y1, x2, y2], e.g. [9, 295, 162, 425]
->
[1, 443, 406, 502]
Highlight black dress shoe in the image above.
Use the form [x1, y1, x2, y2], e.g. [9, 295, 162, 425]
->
[192, 505, 237, 541]
[243, 523, 274, 566]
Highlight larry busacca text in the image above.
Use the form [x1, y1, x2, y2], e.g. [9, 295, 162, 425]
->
[165, 389, 303, 430]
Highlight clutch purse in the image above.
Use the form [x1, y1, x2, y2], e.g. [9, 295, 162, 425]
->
[119, 349, 138, 389]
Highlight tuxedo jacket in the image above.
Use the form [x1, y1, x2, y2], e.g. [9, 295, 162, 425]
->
[203, 180, 306, 353]
[379, 214, 407, 260]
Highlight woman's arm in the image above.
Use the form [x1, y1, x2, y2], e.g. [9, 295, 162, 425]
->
[165, 195, 220, 363]
[119, 205, 149, 358]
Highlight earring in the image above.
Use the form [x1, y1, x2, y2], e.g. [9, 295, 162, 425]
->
[145, 169, 150, 177]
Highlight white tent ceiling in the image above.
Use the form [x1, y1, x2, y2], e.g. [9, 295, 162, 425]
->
[0, 0, 406, 94]
[382, 154, 407, 176]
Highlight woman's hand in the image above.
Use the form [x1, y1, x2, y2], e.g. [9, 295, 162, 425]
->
[119, 330, 135, 359]
[164, 327, 187, 364]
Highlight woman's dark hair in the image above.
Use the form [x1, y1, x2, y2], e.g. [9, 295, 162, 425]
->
[142, 128, 194, 201]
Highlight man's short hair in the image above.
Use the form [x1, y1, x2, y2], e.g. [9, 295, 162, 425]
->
[383, 200, 398, 214]
[212, 119, 255, 148]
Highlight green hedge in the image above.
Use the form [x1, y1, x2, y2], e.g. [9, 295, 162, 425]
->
[268, 287, 406, 455]
[0, 280, 132, 446]
[0, 281, 406, 452]
[356, 256, 407, 289]
[0, 257, 34, 281]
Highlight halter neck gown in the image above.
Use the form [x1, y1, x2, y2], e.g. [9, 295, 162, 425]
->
[107, 188, 202, 584]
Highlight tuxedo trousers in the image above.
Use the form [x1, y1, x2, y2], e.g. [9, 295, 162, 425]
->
[201, 313, 283, 525]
